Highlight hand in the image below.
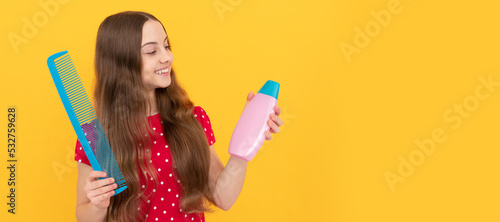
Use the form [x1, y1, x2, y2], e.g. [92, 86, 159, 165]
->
[245, 92, 283, 141]
[83, 171, 117, 209]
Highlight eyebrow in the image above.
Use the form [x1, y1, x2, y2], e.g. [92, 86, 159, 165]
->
[141, 36, 168, 48]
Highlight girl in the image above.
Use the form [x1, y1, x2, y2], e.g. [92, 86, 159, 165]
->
[74, 11, 283, 222]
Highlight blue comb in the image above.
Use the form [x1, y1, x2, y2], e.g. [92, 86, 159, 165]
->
[47, 50, 127, 196]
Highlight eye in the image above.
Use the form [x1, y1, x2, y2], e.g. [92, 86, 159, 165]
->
[146, 50, 157, 55]
[165, 45, 171, 50]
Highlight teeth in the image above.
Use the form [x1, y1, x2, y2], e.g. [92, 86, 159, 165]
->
[155, 68, 169, 74]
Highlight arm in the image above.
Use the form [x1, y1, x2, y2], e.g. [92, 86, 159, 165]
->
[76, 163, 117, 222]
[208, 145, 247, 211]
[209, 103, 283, 211]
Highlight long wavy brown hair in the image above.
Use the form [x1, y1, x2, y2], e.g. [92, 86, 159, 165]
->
[94, 11, 214, 222]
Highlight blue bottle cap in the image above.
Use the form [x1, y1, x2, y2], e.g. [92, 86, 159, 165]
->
[257, 80, 280, 100]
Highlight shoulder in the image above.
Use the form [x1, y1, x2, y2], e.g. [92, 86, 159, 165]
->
[192, 105, 208, 116]
[192, 105, 216, 144]
[192, 105, 213, 124]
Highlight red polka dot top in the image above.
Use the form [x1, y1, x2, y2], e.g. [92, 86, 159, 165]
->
[74, 106, 216, 222]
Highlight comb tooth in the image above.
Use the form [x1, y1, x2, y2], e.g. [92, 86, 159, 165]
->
[54, 56, 70, 65]
[64, 77, 80, 84]
[56, 59, 72, 70]
[64, 78, 80, 88]
[59, 65, 76, 77]
[72, 97, 90, 109]
[61, 74, 78, 85]
[76, 109, 95, 121]
[75, 106, 93, 117]
[54, 57, 66, 64]
[65, 87, 79, 98]
[74, 103, 87, 116]
[58, 68, 74, 79]
[61, 69, 78, 81]
[57, 56, 70, 64]
[67, 91, 84, 103]
[56, 65, 70, 74]
[67, 89, 84, 101]
[79, 116, 95, 124]
[62, 74, 79, 85]
[56, 58, 72, 68]
[67, 87, 85, 99]
[64, 80, 82, 91]
[87, 113, 97, 119]
[64, 64, 74, 71]
[68, 90, 86, 102]
[73, 101, 92, 113]
[60, 54, 70, 61]
[70, 88, 84, 97]
[61, 72, 77, 82]
[71, 94, 89, 105]
[58, 67, 74, 77]
[64, 66, 77, 75]
[75, 102, 94, 113]
[77, 112, 95, 123]
[75, 104, 93, 116]
[74, 104, 90, 116]
[60, 66, 76, 75]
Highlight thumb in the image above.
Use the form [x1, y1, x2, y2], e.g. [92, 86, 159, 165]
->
[245, 91, 254, 107]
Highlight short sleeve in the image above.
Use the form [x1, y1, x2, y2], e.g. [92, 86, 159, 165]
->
[193, 106, 216, 146]
[75, 138, 91, 166]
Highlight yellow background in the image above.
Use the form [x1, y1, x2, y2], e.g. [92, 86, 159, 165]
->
[1, 0, 499, 221]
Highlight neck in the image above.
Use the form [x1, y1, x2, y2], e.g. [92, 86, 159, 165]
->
[147, 90, 158, 116]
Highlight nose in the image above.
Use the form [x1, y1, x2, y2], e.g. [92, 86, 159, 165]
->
[160, 47, 173, 64]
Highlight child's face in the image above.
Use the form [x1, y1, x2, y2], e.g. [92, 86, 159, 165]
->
[140, 20, 173, 92]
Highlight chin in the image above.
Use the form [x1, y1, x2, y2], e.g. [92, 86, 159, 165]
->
[160, 82, 171, 88]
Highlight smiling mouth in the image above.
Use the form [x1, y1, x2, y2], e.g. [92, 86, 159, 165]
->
[155, 67, 170, 74]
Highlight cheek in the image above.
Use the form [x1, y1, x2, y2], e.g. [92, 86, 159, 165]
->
[141, 59, 155, 74]
[140, 63, 153, 82]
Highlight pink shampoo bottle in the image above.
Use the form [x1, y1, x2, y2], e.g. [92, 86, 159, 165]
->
[228, 80, 280, 161]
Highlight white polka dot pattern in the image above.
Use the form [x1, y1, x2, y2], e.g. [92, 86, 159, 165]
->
[74, 106, 213, 221]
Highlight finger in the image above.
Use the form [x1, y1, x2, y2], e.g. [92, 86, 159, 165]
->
[267, 119, 280, 134]
[95, 183, 117, 196]
[89, 182, 117, 199]
[245, 92, 254, 107]
[265, 130, 273, 140]
[274, 106, 281, 116]
[88, 171, 107, 181]
[86, 171, 107, 187]
[270, 114, 283, 127]
[92, 177, 115, 190]
[86, 177, 115, 195]
[100, 189, 115, 200]
[91, 189, 115, 208]
[247, 91, 254, 102]
[87, 182, 115, 199]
